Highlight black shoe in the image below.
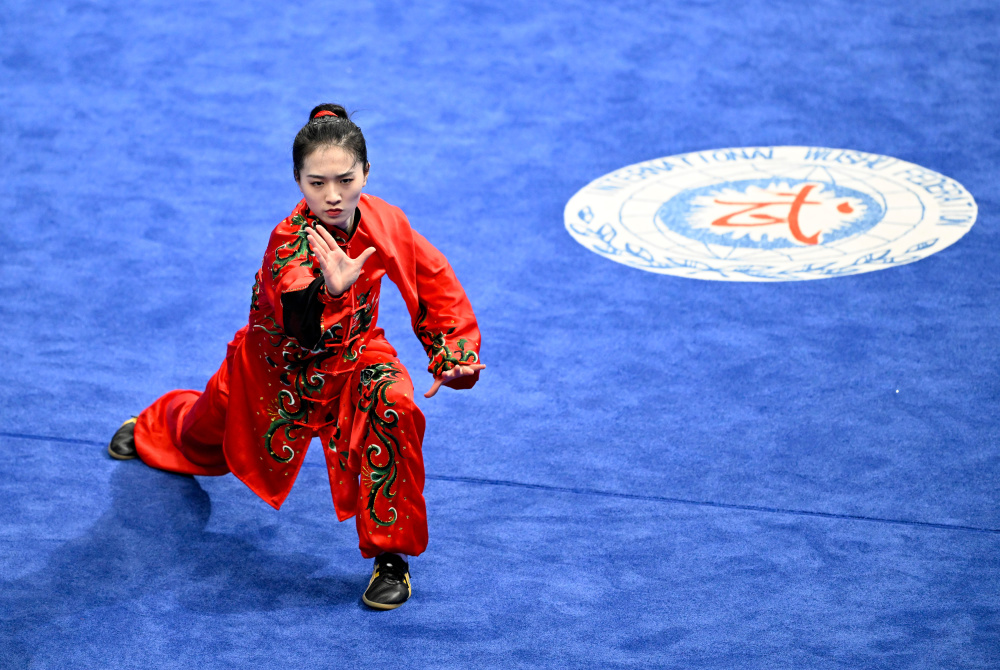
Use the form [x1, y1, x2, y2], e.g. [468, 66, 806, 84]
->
[108, 417, 138, 460]
[362, 553, 411, 610]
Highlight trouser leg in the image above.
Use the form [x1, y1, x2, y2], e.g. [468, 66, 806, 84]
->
[133, 331, 243, 476]
[347, 352, 428, 559]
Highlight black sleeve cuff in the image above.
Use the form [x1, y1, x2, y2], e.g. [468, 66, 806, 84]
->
[281, 278, 325, 349]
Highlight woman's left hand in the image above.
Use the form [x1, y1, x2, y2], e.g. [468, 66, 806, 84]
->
[424, 363, 486, 398]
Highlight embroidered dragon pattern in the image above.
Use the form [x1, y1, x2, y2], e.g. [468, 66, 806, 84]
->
[414, 301, 479, 376]
[270, 214, 314, 281]
[255, 315, 333, 462]
[357, 361, 403, 527]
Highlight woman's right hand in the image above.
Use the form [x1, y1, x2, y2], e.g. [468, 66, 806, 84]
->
[305, 225, 376, 296]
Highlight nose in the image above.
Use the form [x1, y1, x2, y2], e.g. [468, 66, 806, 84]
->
[325, 184, 341, 205]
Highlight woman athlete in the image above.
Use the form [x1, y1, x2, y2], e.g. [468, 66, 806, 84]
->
[108, 104, 485, 610]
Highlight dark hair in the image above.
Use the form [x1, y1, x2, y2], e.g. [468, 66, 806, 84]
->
[292, 104, 369, 180]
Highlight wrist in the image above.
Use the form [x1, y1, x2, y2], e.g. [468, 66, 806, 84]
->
[320, 281, 349, 302]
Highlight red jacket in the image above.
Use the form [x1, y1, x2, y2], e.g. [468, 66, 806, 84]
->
[221, 194, 480, 515]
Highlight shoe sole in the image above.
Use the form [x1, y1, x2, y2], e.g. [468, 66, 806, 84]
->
[361, 595, 406, 610]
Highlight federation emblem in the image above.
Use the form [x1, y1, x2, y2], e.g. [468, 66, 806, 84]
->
[565, 146, 977, 281]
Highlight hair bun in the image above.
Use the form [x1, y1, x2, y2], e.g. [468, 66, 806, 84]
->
[309, 103, 349, 122]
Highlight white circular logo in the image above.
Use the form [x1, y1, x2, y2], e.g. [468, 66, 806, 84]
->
[565, 146, 977, 281]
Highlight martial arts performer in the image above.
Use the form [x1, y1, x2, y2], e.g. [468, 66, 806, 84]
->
[108, 104, 484, 610]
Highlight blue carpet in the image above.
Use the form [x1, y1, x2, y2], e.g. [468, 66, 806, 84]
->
[1, 0, 998, 667]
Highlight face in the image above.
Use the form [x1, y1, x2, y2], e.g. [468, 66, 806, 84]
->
[296, 144, 369, 230]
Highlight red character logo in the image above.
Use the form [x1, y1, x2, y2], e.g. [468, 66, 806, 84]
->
[710, 184, 854, 245]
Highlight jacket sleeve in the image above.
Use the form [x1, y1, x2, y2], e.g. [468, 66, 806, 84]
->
[260, 214, 354, 349]
[381, 212, 482, 388]
[410, 231, 483, 388]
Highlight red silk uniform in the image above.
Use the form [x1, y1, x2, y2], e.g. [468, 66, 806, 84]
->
[133, 194, 481, 558]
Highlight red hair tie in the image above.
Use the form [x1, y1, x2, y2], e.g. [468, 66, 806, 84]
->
[314, 110, 338, 118]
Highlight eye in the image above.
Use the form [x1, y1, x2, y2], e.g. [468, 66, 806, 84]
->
[310, 181, 323, 187]
[341, 178, 354, 184]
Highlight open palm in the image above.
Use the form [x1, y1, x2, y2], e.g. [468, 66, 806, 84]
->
[305, 225, 376, 296]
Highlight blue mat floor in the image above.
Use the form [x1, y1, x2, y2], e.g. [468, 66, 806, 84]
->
[4, 435, 997, 668]
[1, 0, 998, 667]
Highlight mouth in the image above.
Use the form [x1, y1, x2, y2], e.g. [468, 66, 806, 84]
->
[325, 209, 343, 217]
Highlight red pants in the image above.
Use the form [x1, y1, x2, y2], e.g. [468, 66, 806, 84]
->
[133, 334, 429, 558]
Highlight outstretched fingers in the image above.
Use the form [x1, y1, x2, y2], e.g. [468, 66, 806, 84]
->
[313, 224, 342, 251]
[354, 246, 377, 268]
[423, 363, 487, 398]
[304, 224, 377, 295]
[305, 227, 334, 263]
[306, 226, 374, 267]
[462, 363, 487, 372]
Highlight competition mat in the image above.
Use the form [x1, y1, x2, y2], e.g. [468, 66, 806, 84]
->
[1, 1, 997, 668]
